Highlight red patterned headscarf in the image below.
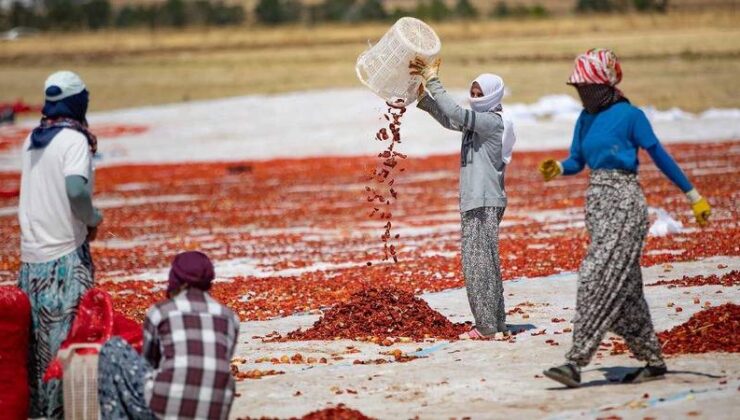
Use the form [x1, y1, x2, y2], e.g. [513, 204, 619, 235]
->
[567, 48, 623, 87]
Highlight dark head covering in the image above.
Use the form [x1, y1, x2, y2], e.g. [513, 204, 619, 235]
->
[167, 251, 215, 296]
[42, 88, 89, 123]
[567, 48, 627, 114]
[31, 71, 92, 149]
[574, 84, 627, 114]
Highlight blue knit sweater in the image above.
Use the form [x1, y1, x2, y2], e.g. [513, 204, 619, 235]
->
[561, 101, 693, 192]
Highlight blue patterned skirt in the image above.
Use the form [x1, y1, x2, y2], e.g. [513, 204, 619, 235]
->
[18, 242, 94, 419]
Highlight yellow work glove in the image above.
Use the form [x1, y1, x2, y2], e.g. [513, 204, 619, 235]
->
[409, 56, 441, 82]
[686, 189, 711, 226]
[539, 159, 562, 182]
[417, 82, 426, 100]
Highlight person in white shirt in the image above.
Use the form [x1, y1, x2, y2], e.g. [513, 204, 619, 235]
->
[17, 70, 102, 419]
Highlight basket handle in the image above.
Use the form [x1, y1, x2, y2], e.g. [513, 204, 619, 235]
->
[57, 343, 103, 361]
[355, 51, 371, 87]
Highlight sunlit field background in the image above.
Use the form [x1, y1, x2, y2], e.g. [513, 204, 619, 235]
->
[2, 10, 739, 111]
[1, 1, 739, 418]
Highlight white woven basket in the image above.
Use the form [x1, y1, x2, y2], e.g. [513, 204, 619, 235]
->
[59, 343, 101, 420]
[356, 17, 441, 105]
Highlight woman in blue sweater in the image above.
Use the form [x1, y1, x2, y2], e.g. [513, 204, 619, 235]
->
[539, 49, 711, 387]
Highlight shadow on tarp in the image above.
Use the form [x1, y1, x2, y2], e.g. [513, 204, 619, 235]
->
[507, 323, 537, 334]
[546, 365, 725, 390]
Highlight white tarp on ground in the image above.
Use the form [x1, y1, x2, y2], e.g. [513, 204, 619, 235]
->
[232, 257, 740, 420]
[1, 89, 737, 419]
[1, 89, 739, 170]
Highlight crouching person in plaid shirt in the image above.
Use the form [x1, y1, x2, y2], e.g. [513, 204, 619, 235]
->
[97, 251, 240, 420]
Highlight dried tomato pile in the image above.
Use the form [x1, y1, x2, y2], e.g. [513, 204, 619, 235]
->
[300, 405, 374, 420]
[285, 288, 468, 341]
[238, 404, 374, 420]
[0, 126, 30, 152]
[365, 101, 408, 264]
[647, 270, 739, 288]
[657, 303, 740, 355]
[0, 141, 737, 322]
[230, 364, 284, 381]
[0, 123, 147, 153]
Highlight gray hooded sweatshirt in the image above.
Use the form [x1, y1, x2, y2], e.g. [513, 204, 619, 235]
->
[417, 77, 507, 213]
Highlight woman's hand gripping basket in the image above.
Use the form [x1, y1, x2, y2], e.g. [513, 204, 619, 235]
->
[356, 17, 441, 106]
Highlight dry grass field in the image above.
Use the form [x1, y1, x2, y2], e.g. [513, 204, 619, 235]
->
[1, 11, 739, 111]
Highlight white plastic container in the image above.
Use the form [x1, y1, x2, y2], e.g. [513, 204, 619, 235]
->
[60, 343, 102, 420]
[356, 17, 441, 105]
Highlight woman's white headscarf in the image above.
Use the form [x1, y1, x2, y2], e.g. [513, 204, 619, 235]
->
[469, 73, 505, 112]
[469, 73, 516, 164]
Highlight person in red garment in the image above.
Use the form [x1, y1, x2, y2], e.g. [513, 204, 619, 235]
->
[97, 251, 240, 419]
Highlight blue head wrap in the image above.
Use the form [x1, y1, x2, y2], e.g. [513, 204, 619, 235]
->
[31, 88, 89, 149]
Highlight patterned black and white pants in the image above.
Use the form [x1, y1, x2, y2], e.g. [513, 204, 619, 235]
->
[566, 170, 665, 368]
[460, 206, 506, 335]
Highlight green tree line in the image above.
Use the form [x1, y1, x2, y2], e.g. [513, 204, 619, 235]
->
[1, 0, 245, 30]
[0, 0, 669, 31]
[255, 0, 668, 24]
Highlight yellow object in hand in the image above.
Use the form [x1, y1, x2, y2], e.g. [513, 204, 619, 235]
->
[409, 57, 442, 82]
[539, 159, 562, 182]
[691, 197, 711, 226]
[417, 82, 426, 100]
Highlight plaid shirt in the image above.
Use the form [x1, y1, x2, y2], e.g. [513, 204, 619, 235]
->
[143, 289, 240, 420]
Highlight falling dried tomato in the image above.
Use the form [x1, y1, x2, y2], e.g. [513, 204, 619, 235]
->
[363, 105, 409, 265]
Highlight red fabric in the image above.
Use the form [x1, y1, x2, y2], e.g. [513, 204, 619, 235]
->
[43, 288, 143, 382]
[62, 288, 114, 351]
[568, 48, 623, 86]
[113, 312, 144, 353]
[0, 286, 31, 420]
